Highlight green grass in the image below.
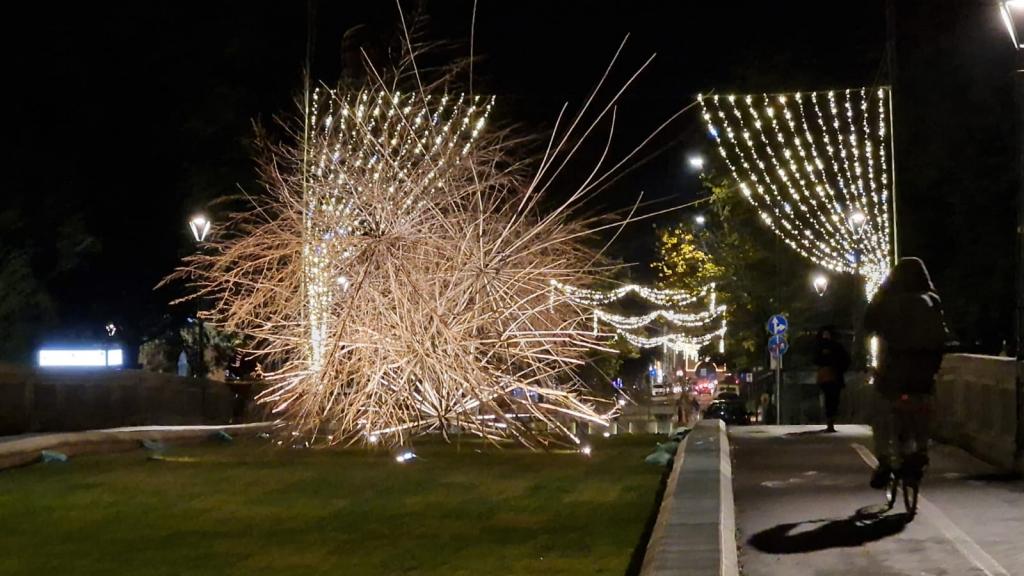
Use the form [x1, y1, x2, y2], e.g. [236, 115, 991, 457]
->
[0, 434, 665, 576]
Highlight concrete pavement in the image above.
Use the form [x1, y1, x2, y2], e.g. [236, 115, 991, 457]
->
[730, 425, 1023, 576]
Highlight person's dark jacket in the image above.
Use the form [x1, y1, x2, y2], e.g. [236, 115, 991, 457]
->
[863, 258, 948, 397]
[814, 334, 850, 388]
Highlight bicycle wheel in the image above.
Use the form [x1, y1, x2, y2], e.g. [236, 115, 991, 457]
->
[903, 478, 919, 514]
[885, 473, 899, 510]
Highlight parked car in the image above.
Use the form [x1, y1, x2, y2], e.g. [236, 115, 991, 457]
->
[651, 382, 669, 396]
[704, 399, 750, 425]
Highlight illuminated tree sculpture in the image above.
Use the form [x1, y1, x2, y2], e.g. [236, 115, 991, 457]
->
[699, 88, 896, 298]
[164, 46, 675, 448]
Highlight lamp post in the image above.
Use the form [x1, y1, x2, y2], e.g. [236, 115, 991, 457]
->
[847, 210, 867, 362]
[189, 214, 211, 378]
[998, 0, 1024, 473]
[1000, 1, 1024, 361]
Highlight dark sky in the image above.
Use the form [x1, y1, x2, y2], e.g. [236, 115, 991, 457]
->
[5, 1, 1018, 352]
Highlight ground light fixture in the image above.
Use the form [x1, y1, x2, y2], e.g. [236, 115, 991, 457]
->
[189, 214, 211, 243]
[813, 274, 829, 296]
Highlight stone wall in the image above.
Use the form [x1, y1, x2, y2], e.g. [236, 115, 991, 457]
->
[931, 354, 1021, 473]
[0, 364, 266, 436]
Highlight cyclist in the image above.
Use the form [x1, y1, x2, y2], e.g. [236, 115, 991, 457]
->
[863, 257, 948, 489]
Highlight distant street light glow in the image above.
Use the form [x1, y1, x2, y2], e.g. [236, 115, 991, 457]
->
[687, 155, 706, 171]
[813, 274, 829, 296]
[694, 214, 707, 226]
[848, 211, 867, 236]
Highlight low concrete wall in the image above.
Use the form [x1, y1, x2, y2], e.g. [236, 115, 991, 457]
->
[640, 420, 738, 576]
[931, 354, 1021, 473]
[0, 364, 265, 436]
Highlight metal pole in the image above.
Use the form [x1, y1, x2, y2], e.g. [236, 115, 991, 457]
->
[1015, 52, 1024, 467]
[775, 354, 782, 425]
[886, 0, 900, 263]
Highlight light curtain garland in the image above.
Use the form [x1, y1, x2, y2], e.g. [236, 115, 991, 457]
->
[554, 280, 726, 359]
[698, 87, 896, 298]
[595, 306, 726, 330]
[550, 279, 714, 307]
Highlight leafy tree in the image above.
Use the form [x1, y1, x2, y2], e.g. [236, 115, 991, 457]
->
[652, 174, 862, 370]
[651, 227, 724, 294]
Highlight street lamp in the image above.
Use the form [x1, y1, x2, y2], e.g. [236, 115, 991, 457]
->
[687, 154, 705, 172]
[189, 215, 211, 243]
[694, 214, 707, 226]
[812, 274, 829, 296]
[188, 215, 211, 378]
[1000, 1, 1024, 48]
[847, 210, 867, 237]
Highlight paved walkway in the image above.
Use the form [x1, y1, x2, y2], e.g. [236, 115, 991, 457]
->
[730, 425, 1023, 576]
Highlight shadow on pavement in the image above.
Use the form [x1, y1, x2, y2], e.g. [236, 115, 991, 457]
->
[748, 510, 912, 554]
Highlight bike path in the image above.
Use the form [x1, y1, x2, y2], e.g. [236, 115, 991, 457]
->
[729, 425, 1023, 576]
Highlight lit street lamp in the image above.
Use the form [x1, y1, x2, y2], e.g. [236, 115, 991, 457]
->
[847, 210, 867, 237]
[189, 214, 211, 243]
[812, 274, 829, 297]
[188, 215, 211, 378]
[694, 214, 707, 226]
[1000, 1, 1024, 48]
[687, 154, 705, 172]
[998, 1, 1024, 361]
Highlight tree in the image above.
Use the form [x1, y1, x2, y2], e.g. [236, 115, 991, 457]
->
[651, 226, 723, 294]
[651, 174, 862, 370]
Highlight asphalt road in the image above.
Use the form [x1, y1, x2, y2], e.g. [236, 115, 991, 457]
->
[729, 425, 1024, 576]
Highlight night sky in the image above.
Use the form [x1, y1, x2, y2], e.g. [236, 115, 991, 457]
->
[4, 1, 1018, 357]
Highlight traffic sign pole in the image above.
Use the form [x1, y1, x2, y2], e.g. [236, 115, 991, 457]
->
[766, 314, 788, 425]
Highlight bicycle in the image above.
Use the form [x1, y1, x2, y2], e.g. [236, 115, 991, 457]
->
[881, 394, 930, 515]
[883, 459, 922, 514]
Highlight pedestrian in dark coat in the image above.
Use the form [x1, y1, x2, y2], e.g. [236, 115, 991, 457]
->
[814, 326, 850, 433]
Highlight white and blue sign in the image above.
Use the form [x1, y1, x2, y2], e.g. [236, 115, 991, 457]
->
[768, 334, 789, 357]
[767, 314, 788, 335]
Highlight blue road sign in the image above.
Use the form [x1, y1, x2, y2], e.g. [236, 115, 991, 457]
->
[768, 334, 789, 357]
[767, 314, 789, 335]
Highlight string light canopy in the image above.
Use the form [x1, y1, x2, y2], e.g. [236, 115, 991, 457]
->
[698, 87, 897, 298]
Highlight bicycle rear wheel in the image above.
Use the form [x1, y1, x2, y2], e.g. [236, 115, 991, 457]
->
[885, 473, 899, 510]
[903, 478, 919, 514]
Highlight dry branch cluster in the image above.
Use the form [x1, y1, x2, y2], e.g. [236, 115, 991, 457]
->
[169, 59, 647, 447]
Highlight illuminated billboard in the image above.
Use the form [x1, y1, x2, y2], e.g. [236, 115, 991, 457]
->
[38, 349, 124, 368]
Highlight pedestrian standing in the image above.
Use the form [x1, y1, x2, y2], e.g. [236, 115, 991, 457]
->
[814, 326, 850, 433]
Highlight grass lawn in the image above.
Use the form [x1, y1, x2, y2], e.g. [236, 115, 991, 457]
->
[0, 434, 666, 576]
